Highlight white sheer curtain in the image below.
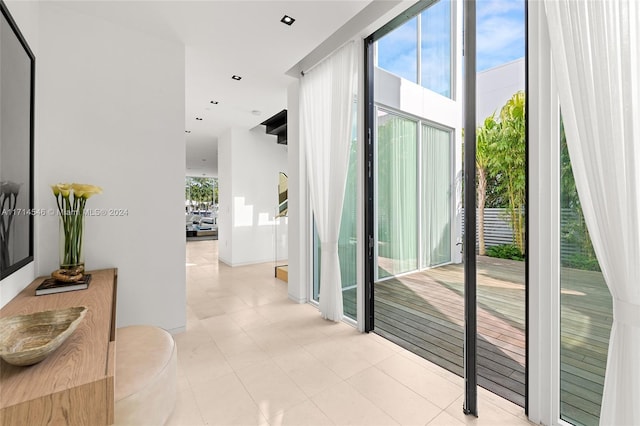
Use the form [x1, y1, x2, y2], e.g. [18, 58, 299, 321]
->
[300, 42, 356, 321]
[422, 125, 451, 268]
[377, 112, 418, 278]
[544, 1, 640, 424]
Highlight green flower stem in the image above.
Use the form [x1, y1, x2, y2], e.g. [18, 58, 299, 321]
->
[57, 193, 84, 268]
[52, 184, 101, 271]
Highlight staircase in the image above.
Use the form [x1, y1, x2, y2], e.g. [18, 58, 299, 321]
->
[261, 109, 287, 145]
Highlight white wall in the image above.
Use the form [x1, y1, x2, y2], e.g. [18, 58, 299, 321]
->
[217, 128, 232, 262]
[31, 3, 186, 332]
[286, 81, 307, 303]
[218, 127, 288, 266]
[477, 58, 525, 124]
[0, 0, 38, 307]
[375, 68, 462, 129]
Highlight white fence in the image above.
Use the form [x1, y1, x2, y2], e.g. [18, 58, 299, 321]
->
[460, 208, 588, 263]
[461, 208, 515, 248]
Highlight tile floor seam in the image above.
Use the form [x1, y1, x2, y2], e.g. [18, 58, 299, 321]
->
[181, 241, 533, 426]
[233, 354, 309, 422]
[169, 376, 208, 426]
[347, 377, 428, 426]
[443, 396, 469, 418]
[306, 397, 339, 426]
[362, 364, 449, 425]
[313, 379, 400, 426]
[443, 393, 533, 424]
[230, 369, 271, 423]
[390, 346, 465, 388]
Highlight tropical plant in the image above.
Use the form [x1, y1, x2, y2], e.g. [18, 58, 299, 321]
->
[488, 91, 526, 254]
[185, 177, 217, 212]
[476, 115, 500, 255]
[560, 122, 600, 271]
[486, 243, 524, 261]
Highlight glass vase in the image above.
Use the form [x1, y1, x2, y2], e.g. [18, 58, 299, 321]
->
[58, 213, 85, 279]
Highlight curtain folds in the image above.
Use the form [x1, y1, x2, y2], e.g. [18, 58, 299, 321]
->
[300, 42, 357, 321]
[544, 1, 640, 424]
[422, 125, 451, 268]
[377, 113, 418, 278]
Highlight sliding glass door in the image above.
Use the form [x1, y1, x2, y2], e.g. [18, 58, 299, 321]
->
[375, 110, 453, 279]
[366, 0, 528, 414]
[376, 111, 418, 279]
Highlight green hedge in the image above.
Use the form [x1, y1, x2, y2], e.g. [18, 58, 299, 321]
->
[486, 244, 525, 261]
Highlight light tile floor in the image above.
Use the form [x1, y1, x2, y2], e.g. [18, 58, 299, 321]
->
[167, 240, 534, 426]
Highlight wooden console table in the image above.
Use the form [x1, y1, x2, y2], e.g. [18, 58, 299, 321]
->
[0, 268, 118, 425]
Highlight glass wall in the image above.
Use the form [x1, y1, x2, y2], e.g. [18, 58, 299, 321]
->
[560, 121, 612, 426]
[185, 176, 218, 218]
[376, 110, 418, 279]
[376, 110, 453, 278]
[421, 125, 451, 267]
[376, 17, 418, 83]
[420, 0, 451, 97]
[376, 0, 452, 99]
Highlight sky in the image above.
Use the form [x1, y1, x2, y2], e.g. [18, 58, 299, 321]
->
[476, 0, 526, 71]
[376, 0, 525, 78]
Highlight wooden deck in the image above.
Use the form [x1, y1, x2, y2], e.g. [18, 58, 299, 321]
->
[373, 256, 611, 426]
[559, 266, 611, 426]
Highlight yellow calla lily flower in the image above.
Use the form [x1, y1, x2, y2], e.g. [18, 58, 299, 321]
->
[52, 183, 72, 198]
[72, 183, 103, 199]
[52, 182, 102, 272]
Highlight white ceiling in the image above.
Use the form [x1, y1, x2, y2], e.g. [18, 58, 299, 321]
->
[53, 1, 373, 177]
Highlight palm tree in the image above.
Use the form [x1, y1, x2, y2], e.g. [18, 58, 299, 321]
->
[476, 115, 499, 256]
[490, 91, 526, 254]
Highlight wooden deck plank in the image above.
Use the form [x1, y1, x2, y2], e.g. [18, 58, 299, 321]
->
[560, 373, 605, 407]
[375, 281, 526, 405]
[375, 306, 464, 358]
[375, 288, 527, 365]
[378, 276, 524, 337]
[374, 327, 464, 375]
[373, 255, 612, 424]
[561, 402, 599, 426]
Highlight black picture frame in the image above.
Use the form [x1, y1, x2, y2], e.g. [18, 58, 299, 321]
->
[0, 0, 35, 280]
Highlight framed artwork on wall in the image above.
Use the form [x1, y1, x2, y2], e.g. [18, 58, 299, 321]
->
[0, 0, 35, 280]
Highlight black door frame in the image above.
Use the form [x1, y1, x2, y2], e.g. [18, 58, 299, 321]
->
[363, 0, 480, 415]
[462, 0, 478, 416]
[363, 0, 530, 418]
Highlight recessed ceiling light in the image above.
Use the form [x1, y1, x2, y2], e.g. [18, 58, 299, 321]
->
[196, 117, 203, 121]
[231, 75, 242, 81]
[210, 100, 219, 104]
[281, 15, 295, 26]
